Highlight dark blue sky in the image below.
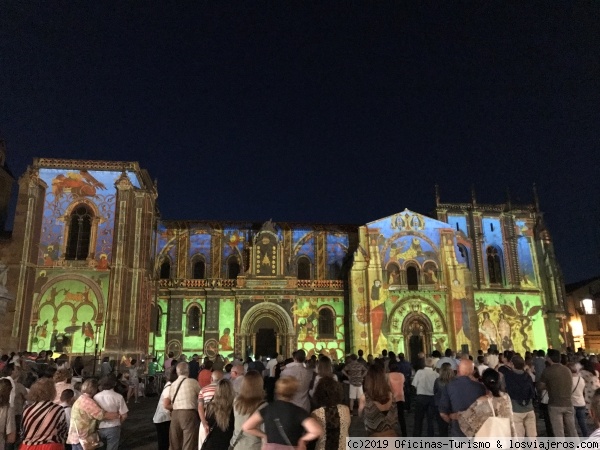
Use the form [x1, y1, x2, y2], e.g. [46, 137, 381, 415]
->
[1, 3, 598, 283]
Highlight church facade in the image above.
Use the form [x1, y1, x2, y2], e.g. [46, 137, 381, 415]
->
[0, 156, 569, 363]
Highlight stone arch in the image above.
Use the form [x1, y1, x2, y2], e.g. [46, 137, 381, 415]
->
[35, 274, 105, 320]
[238, 302, 295, 357]
[381, 231, 440, 266]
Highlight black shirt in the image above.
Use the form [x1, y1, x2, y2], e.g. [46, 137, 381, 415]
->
[260, 400, 309, 445]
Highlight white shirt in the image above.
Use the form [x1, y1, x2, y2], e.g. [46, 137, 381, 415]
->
[94, 389, 128, 428]
[477, 364, 490, 376]
[412, 367, 438, 396]
[153, 382, 172, 424]
[266, 358, 278, 377]
[572, 375, 586, 407]
[435, 357, 457, 370]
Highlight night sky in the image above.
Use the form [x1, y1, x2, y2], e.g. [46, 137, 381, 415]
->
[1, 3, 598, 283]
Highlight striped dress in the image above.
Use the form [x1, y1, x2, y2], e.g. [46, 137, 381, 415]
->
[21, 401, 68, 445]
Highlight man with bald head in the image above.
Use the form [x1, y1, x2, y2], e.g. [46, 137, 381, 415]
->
[439, 359, 486, 437]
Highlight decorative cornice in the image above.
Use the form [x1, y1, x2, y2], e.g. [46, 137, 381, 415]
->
[34, 158, 140, 172]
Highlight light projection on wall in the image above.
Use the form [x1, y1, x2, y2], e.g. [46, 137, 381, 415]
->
[189, 231, 212, 265]
[476, 292, 546, 354]
[31, 271, 107, 354]
[38, 168, 141, 267]
[515, 220, 538, 288]
[218, 299, 235, 357]
[293, 297, 345, 360]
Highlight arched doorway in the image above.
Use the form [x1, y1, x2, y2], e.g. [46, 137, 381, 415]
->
[254, 316, 278, 359]
[239, 302, 295, 358]
[402, 313, 433, 364]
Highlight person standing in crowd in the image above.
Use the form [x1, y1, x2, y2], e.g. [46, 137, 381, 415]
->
[197, 360, 213, 389]
[199, 370, 224, 444]
[503, 355, 536, 438]
[588, 390, 600, 441]
[533, 350, 546, 381]
[538, 349, 577, 437]
[579, 359, 600, 411]
[476, 355, 489, 377]
[201, 379, 235, 450]
[230, 364, 244, 396]
[2, 363, 27, 450]
[388, 361, 407, 437]
[281, 349, 313, 412]
[309, 356, 338, 399]
[153, 367, 178, 450]
[458, 368, 515, 437]
[433, 363, 455, 437]
[358, 365, 397, 437]
[94, 375, 129, 450]
[412, 357, 438, 437]
[100, 356, 112, 378]
[311, 375, 350, 450]
[439, 359, 486, 437]
[164, 352, 175, 371]
[0, 379, 16, 449]
[243, 377, 323, 449]
[435, 349, 458, 371]
[188, 355, 200, 381]
[570, 363, 589, 437]
[20, 378, 68, 449]
[342, 354, 368, 416]
[68, 378, 120, 450]
[164, 362, 200, 450]
[53, 369, 72, 404]
[231, 370, 267, 450]
[126, 359, 141, 404]
[265, 352, 278, 402]
[397, 353, 413, 412]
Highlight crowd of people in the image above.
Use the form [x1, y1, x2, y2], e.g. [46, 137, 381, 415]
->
[3, 345, 600, 450]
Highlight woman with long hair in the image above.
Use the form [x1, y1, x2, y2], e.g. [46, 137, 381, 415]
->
[458, 368, 515, 438]
[21, 378, 68, 450]
[358, 365, 398, 437]
[309, 356, 338, 398]
[0, 379, 16, 448]
[201, 379, 235, 450]
[153, 367, 178, 450]
[230, 370, 266, 450]
[243, 376, 322, 449]
[53, 368, 72, 404]
[311, 376, 350, 450]
[434, 363, 455, 437]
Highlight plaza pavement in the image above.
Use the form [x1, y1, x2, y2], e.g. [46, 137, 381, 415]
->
[117, 395, 552, 450]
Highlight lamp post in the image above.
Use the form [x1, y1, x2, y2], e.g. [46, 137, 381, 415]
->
[92, 328, 100, 376]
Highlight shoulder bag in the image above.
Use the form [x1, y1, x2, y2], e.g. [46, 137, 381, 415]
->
[229, 401, 267, 450]
[262, 417, 295, 450]
[165, 378, 184, 412]
[474, 397, 511, 442]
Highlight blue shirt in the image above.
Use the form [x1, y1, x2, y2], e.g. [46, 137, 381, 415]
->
[439, 376, 486, 437]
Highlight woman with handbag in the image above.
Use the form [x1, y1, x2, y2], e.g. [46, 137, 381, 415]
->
[20, 378, 68, 450]
[242, 376, 323, 450]
[230, 370, 267, 450]
[458, 368, 515, 439]
[358, 365, 398, 437]
[153, 367, 178, 450]
[200, 379, 235, 450]
[67, 379, 120, 450]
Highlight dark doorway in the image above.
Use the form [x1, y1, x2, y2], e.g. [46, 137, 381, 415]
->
[409, 334, 424, 363]
[255, 328, 276, 359]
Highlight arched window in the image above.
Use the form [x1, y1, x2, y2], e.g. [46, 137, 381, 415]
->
[487, 246, 503, 284]
[457, 244, 470, 270]
[159, 259, 171, 279]
[187, 305, 202, 335]
[192, 257, 205, 279]
[318, 307, 335, 339]
[227, 258, 240, 279]
[407, 265, 419, 290]
[297, 256, 311, 280]
[65, 205, 93, 260]
[386, 262, 401, 286]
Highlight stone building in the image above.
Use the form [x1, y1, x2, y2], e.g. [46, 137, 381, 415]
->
[0, 154, 569, 364]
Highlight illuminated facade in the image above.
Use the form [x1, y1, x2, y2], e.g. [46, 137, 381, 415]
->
[0, 157, 568, 362]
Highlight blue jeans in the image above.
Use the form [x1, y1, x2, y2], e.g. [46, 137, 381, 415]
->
[98, 426, 122, 450]
[575, 406, 589, 437]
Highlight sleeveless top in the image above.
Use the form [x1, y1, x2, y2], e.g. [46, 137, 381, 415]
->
[362, 396, 398, 436]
